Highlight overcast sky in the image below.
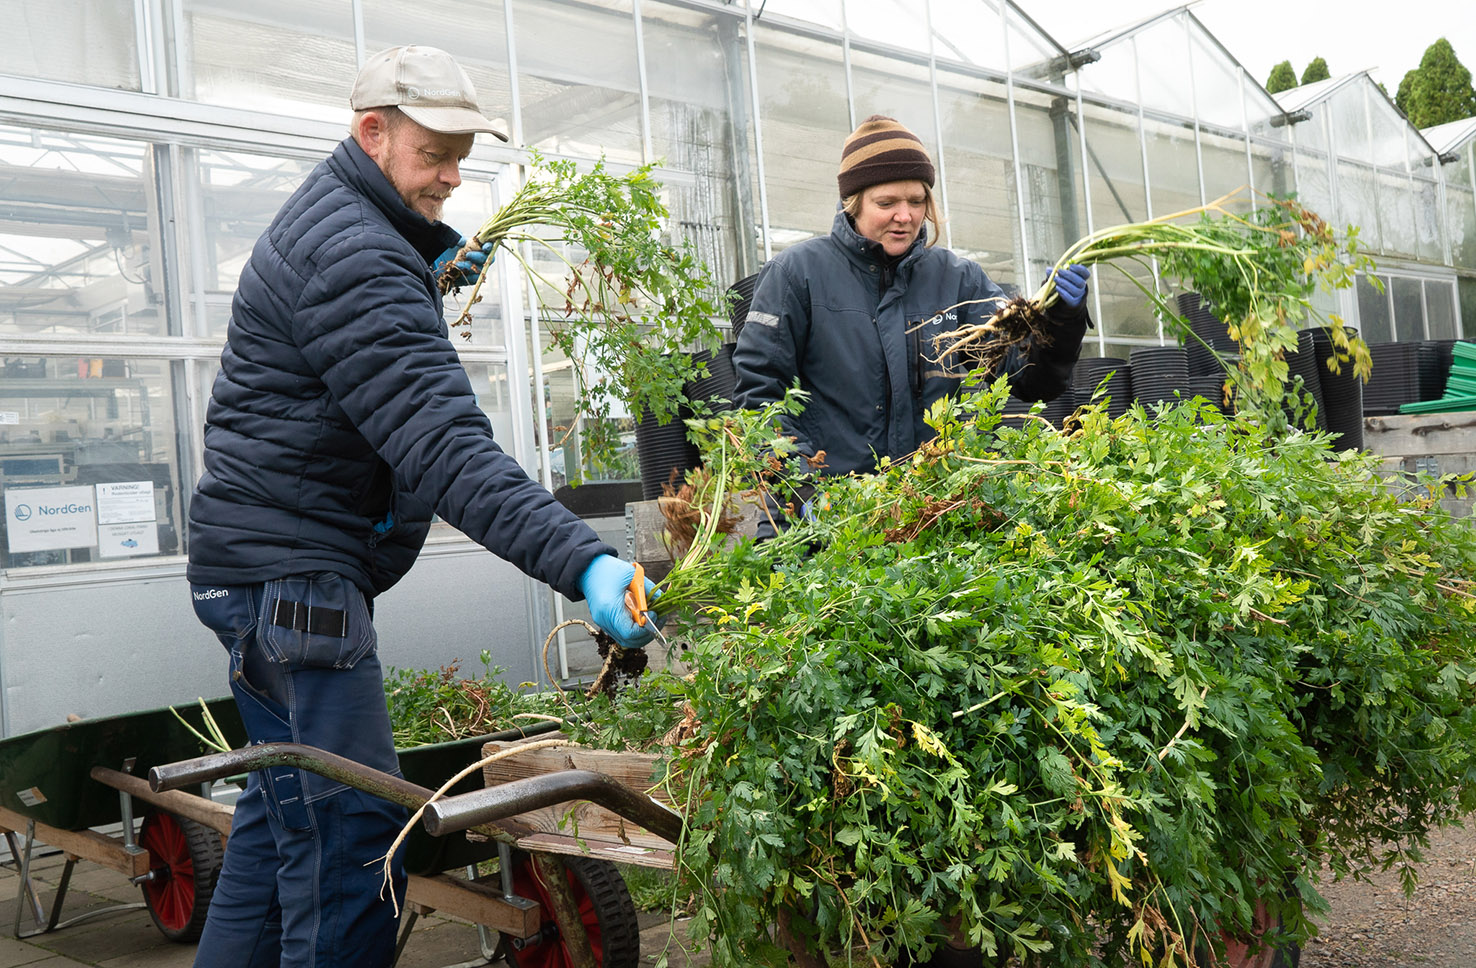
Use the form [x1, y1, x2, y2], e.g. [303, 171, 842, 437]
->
[1023, 0, 1475, 93]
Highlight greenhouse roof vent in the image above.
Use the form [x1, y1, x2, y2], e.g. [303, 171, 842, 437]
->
[1269, 109, 1312, 128]
[1068, 48, 1101, 69]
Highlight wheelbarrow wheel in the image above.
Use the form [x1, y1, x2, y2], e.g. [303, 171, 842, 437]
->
[506, 853, 640, 968]
[138, 811, 223, 943]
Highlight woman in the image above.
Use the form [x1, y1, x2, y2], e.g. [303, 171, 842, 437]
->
[733, 114, 1091, 493]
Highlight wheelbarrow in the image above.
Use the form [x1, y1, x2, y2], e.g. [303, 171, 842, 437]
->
[149, 730, 685, 968]
[0, 699, 678, 968]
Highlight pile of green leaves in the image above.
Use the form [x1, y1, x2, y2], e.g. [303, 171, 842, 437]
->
[622, 386, 1476, 968]
[441, 153, 725, 470]
[383, 651, 563, 748]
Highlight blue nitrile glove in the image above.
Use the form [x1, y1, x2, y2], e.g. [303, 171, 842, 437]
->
[1050, 263, 1091, 310]
[578, 554, 659, 649]
[433, 237, 494, 288]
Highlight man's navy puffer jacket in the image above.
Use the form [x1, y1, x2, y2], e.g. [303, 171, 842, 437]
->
[188, 138, 613, 598]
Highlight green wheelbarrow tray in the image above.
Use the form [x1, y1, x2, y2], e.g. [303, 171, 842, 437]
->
[0, 698, 549, 876]
[0, 698, 246, 833]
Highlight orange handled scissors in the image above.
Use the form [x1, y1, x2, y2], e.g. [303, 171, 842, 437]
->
[624, 562, 649, 627]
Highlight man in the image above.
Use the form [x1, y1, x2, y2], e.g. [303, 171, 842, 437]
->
[185, 45, 654, 968]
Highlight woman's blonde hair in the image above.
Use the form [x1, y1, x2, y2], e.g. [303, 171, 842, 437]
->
[841, 181, 943, 248]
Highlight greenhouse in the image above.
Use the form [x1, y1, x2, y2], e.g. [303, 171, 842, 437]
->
[0, 0, 1473, 736]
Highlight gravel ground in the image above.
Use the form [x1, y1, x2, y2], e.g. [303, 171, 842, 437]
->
[1300, 820, 1476, 967]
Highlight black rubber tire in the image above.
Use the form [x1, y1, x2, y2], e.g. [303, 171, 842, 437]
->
[505, 853, 640, 968]
[137, 811, 223, 943]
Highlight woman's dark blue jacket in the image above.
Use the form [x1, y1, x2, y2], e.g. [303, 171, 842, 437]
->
[187, 138, 612, 598]
[733, 209, 1090, 478]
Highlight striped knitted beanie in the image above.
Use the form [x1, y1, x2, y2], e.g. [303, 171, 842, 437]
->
[837, 115, 935, 198]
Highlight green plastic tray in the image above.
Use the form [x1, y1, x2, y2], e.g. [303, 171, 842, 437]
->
[1400, 394, 1476, 414]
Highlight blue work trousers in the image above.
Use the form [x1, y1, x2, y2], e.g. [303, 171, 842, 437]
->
[188, 575, 408, 968]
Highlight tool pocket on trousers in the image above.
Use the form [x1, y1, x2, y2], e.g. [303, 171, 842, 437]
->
[259, 575, 376, 670]
[190, 583, 258, 649]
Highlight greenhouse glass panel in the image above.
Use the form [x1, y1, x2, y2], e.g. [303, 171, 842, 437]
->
[753, 25, 852, 252]
[0, 358, 189, 570]
[1132, 21, 1194, 121]
[1460, 278, 1476, 338]
[846, 0, 929, 54]
[994, 3, 1066, 76]
[927, 0, 1007, 69]
[1079, 103, 1147, 225]
[1187, 28, 1243, 131]
[511, 0, 642, 164]
[179, 0, 356, 122]
[851, 50, 939, 173]
[1292, 145, 1333, 224]
[1426, 279, 1457, 340]
[362, 0, 512, 132]
[1292, 112, 1328, 155]
[1, 0, 141, 91]
[1337, 162, 1380, 251]
[935, 71, 1020, 292]
[1142, 114, 1200, 218]
[1076, 101, 1154, 339]
[0, 127, 168, 338]
[1448, 183, 1476, 271]
[1328, 85, 1372, 164]
[1014, 93, 1071, 289]
[1355, 273, 1392, 343]
[1249, 139, 1292, 199]
[1244, 86, 1286, 140]
[1377, 172, 1419, 259]
[641, 2, 751, 287]
[1199, 131, 1251, 205]
[1413, 174, 1442, 263]
[1390, 275, 1424, 341]
[1367, 96, 1410, 170]
[179, 148, 318, 340]
[1072, 45, 1140, 106]
[759, 0, 843, 31]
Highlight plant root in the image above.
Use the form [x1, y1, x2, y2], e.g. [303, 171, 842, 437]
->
[933, 295, 1054, 374]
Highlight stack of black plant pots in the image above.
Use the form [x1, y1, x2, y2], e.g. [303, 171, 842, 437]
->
[1283, 329, 1329, 431]
[1302, 326, 1363, 450]
[1127, 346, 1190, 409]
[634, 400, 700, 500]
[726, 271, 760, 345]
[1362, 341, 1423, 416]
[1176, 292, 1239, 378]
[1187, 374, 1235, 414]
[1073, 357, 1133, 418]
[1418, 339, 1458, 401]
[686, 344, 739, 412]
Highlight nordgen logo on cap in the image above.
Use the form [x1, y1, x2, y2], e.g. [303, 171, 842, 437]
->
[351, 45, 509, 141]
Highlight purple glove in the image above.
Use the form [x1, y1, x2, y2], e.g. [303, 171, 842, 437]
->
[1051, 264, 1091, 309]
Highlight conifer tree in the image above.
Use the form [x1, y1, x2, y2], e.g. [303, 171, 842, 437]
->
[1266, 60, 1297, 94]
[1396, 38, 1476, 128]
[1300, 57, 1331, 85]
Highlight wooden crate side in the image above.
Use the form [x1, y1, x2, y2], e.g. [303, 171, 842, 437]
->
[481, 738, 676, 853]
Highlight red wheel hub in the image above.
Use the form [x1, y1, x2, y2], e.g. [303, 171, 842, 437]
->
[512, 859, 604, 968]
[139, 813, 197, 932]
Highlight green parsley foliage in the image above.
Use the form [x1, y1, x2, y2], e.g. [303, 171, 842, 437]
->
[632, 384, 1476, 967]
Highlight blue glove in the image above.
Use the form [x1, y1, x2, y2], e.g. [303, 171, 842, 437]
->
[433, 237, 494, 288]
[578, 554, 658, 650]
[1050, 263, 1091, 310]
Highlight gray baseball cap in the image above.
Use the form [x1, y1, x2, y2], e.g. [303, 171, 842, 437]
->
[350, 45, 509, 141]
